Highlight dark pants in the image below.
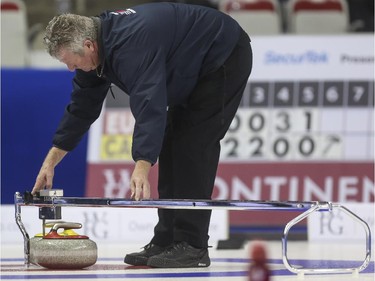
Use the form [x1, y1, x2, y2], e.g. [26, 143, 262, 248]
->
[151, 30, 253, 248]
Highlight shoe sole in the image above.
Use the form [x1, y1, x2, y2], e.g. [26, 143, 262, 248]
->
[124, 255, 148, 266]
[147, 256, 211, 268]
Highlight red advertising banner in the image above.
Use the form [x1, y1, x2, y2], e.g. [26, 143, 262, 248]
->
[86, 162, 374, 226]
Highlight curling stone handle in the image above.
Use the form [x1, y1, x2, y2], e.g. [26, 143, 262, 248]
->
[51, 222, 82, 231]
[44, 221, 66, 228]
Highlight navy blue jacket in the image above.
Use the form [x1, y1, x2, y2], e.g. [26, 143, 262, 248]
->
[53, 2, 243, 164]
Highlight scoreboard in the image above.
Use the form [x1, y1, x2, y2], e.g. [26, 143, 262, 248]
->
[221, 80, 374, 161]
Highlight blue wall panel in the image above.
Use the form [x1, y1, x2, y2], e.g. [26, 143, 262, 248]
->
[1, 69, 88, 204]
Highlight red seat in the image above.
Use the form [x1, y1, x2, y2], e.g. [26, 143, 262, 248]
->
[225, 0, 275, 12]
[1, 2, 19, 10]
[293, 0, 343, 12]
[286, 0, 349, 34]
[221, 0, 282, 35]
[1, 0, 28, 66]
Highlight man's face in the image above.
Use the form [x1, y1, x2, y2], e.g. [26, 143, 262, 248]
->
[57, 40, 99, 72]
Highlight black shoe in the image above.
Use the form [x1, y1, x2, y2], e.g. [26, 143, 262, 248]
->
[147, 241, 210, 268]
[124, 243, 168, 266]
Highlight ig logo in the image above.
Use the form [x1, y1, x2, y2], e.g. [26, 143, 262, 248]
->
[319, 210, 344, 235]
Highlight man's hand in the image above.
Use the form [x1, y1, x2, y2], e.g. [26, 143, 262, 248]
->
[32, 165, 55, 194]
[130, 160, 151, 201]
[31, 147, 67, 195]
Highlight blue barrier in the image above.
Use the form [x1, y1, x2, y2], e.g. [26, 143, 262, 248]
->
[1, 68, 88, 204]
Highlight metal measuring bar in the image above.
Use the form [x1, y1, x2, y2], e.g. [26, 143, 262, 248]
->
[14, 190, 372, 275]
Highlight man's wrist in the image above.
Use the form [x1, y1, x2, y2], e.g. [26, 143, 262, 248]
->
[135, 160, 151, 174]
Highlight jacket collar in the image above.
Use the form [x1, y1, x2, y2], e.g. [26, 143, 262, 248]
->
[92, 16, 105, 76]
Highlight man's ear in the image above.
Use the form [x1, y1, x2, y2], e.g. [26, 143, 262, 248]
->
[84, 40, 95, 51]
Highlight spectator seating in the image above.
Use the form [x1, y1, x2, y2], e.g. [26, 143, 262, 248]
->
[286, 0, 349, 34]
[220, 0, 282, 35]
[1, 0, 28, 66]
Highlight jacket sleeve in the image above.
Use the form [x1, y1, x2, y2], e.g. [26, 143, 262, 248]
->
[114, 48, 168, 165]
[53, 70, 111, 151]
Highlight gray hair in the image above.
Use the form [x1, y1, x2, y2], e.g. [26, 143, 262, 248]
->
[44, 14, 97, 58]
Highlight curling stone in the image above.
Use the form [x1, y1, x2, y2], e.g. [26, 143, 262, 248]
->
[30, 222, 97, 269]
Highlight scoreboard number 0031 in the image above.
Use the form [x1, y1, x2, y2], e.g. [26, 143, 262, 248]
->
[220, 109, 343, 161]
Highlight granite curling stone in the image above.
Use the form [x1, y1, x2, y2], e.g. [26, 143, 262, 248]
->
[30, 222, 97, 269]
